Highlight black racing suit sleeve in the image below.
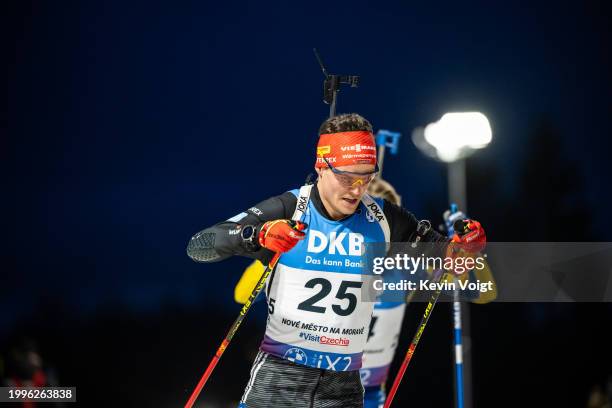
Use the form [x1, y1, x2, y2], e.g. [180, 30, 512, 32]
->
[186, 191, 297, 265]
[383, 199, 449, 244]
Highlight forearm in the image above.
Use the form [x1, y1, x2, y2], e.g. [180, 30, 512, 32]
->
[186, 222, 265, 263]
[186, 191, 296, 264]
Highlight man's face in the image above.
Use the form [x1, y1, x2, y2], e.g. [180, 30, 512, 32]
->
[316, 163, 376, 219]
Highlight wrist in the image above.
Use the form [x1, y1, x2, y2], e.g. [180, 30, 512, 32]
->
[240, 224, 261, 252]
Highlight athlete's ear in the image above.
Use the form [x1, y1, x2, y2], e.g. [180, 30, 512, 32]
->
[315, 167, 322, 178]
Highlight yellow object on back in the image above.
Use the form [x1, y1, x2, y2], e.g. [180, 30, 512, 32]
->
[234, 260, 266, 304]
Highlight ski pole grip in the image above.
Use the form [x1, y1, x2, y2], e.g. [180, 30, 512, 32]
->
[453, 219, 469, 236]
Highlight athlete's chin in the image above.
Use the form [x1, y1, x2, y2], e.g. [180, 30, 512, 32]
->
[337, 198, 360, 214]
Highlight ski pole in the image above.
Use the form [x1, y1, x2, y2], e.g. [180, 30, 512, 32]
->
[453, 292, 465, 408]
[384, 220, 443, 407]
[184, 251, 281, 408]
[449, 203, 465, 408]
[383, 266, 447, 408]
[384, 219, 468, 408]
[184, 221, 305, 408]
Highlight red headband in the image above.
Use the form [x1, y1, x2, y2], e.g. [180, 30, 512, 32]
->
[314, 131, 377, 168]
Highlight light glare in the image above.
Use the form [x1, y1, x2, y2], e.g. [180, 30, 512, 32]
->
[423, 112, 492, 162]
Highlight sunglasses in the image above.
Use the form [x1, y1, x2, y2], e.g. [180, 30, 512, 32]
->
[321, 157, 379, 188]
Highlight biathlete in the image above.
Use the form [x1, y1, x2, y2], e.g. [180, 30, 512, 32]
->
[234, 178, 496, 408]
[187, 113, 486, 408]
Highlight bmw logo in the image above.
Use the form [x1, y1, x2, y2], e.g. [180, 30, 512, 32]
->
[284, 347, 308, 365]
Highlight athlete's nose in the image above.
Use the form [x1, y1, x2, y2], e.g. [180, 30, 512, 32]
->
[349, 182, 367, 196]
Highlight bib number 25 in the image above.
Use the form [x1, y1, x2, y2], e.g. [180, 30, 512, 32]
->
[297, 278, 363, 316]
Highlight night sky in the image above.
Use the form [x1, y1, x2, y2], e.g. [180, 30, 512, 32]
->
[4, 0, 612, 406]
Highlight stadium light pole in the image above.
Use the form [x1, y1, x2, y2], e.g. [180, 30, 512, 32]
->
[412, 111, 492, 408]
